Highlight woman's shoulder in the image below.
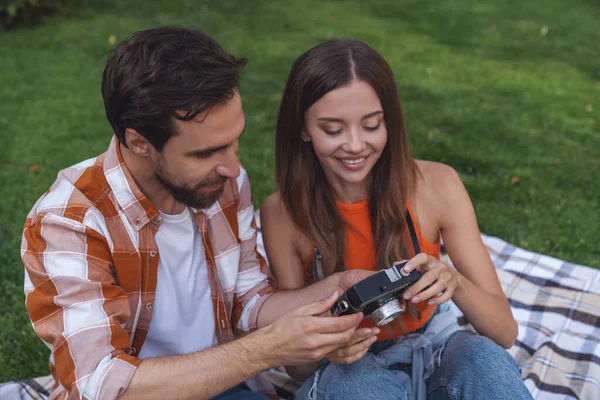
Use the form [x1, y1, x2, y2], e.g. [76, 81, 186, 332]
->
[260, 191, 289, 227]
[260, 191, 314, 272]
[411, 160, 469, 235]
[414, 160, 465, 201]
[260, 191, 308, 244]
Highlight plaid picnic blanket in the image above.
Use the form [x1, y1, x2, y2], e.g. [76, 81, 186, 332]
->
[2, 230, 599, 400]
[444, 234, 600, 400]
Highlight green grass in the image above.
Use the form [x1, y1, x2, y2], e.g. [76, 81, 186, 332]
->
[1, 0, 598, 383]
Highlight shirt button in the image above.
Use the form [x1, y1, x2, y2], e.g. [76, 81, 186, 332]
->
[145, 302, 153, 310]
[149, 250, 157, 257]
[134, 218, 141, 226]
[131, 346, 137, 354]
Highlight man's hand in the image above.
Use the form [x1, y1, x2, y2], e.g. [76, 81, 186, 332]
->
[257, 269, 377, 327]
[335, 269, 377, 292]
[263, 290, 364, 367]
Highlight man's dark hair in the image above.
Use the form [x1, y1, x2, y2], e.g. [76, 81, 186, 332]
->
[102, 26, 247, 151]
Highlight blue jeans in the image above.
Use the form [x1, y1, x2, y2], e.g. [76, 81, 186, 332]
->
[295, 331, 532, 400]
[212, 384, 270, 400]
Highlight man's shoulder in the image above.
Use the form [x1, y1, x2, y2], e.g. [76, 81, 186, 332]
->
[27, 153, 111, 225]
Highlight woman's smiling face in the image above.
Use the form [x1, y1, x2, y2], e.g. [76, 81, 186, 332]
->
[303, 79, 387, 198]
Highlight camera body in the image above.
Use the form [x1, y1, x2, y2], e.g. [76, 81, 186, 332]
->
[331, 262, 421, 326]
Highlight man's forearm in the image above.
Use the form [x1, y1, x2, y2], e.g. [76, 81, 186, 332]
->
[257, 273, 342, 327]
[120, 328, 277, 400]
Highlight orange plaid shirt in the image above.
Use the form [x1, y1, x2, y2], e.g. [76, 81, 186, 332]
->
[21, 137, 276, 399]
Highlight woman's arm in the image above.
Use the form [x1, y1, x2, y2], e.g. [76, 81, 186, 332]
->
[260, 193, 322, 380]
[403, 164, 517, 348]
[260, 193, 380, 379]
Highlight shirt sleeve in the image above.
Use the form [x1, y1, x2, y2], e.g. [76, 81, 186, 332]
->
[231, 167, 277, 334]
[22, 211, 140, 400]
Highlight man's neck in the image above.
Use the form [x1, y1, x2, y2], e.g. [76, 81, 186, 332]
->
[120, 143, 185, 215]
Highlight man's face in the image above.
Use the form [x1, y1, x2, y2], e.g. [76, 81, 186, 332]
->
[150, 91, 245, 209]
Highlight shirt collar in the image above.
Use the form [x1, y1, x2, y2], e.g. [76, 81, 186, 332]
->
[103, 136, 161, 231]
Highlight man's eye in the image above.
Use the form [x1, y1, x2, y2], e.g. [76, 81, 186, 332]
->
[364, 123, 381, 132]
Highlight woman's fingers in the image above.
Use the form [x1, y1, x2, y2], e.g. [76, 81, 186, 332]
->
[327, 335, 378, 363]
[428, 289, 453, 305]
[401, 253, 433, 273]
[402, 266, 440, 300]
[349, 327, 380, 345]
[408, 280, 446, 303]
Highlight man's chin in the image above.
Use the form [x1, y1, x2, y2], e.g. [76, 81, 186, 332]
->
[187, 187, 224, 209]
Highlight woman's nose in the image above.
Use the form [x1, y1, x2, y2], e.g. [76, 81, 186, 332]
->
[342, 131, 366, 154]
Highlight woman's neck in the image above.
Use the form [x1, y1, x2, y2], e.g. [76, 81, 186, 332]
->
[330, 179, 369, 205]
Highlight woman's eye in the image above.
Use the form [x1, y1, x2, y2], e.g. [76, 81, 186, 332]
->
[323, 128, 343, 135]
[364, 123, 381, 132]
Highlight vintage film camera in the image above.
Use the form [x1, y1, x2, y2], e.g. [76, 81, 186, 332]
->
[330, 262, 421, 326]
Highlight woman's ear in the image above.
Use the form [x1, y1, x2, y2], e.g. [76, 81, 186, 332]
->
[301, 130, 311, 143]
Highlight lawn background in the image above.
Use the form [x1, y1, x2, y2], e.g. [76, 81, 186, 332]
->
[1, 0, 598, 383]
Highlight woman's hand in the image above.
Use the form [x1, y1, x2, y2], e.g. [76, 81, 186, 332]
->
[399, 253, 463, 306]
[325, 326, 380, 364]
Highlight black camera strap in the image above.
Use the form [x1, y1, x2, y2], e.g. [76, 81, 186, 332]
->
[405, 210, 421, 256]
[312, 210, 421, 281]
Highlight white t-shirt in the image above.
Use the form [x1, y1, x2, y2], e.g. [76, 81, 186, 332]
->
[138, 208, 217, 359]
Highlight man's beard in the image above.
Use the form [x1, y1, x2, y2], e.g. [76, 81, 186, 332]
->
[154, 162, 228, 210]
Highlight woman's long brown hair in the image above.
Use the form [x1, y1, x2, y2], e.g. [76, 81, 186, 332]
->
[275, 39, 418, 276]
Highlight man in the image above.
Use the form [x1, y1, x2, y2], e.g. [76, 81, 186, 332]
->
[21, 26, 376, 400]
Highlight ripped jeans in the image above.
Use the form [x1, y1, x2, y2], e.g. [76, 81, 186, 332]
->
[294, 303, 531, 400]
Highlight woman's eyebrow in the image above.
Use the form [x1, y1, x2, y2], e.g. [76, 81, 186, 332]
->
[316, 110, 383, 123]
[361, 110, 384, 120]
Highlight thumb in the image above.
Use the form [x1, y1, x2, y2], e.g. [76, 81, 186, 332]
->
[296, 290, 342, 316]
[344, 269, 377, 287]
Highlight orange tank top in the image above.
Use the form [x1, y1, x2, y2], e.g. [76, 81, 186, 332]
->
[304, 200, 440, 341]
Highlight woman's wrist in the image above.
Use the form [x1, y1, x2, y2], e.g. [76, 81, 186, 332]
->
[451, 268, 467, 296]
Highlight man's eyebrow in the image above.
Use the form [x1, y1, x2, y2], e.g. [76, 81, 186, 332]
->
[184, 120, 246, 158]
[316, 110, 383, 123]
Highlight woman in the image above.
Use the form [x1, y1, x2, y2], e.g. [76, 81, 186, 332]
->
[261, 40, 531, 400]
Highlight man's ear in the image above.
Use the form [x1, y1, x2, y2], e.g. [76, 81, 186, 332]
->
[124, 128, 153, 157]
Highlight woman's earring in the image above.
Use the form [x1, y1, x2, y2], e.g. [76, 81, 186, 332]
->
[301, 129, 311, 143]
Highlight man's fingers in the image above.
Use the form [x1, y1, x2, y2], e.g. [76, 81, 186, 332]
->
[309, 313, 363, 334]
[341, 269, 378, 289]
[317, 325, 364, 348]
[350, 269, 377, 282]
[295, 290, 342, 317]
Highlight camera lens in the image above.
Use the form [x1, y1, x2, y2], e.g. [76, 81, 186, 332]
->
[371, 298, 404, 326]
